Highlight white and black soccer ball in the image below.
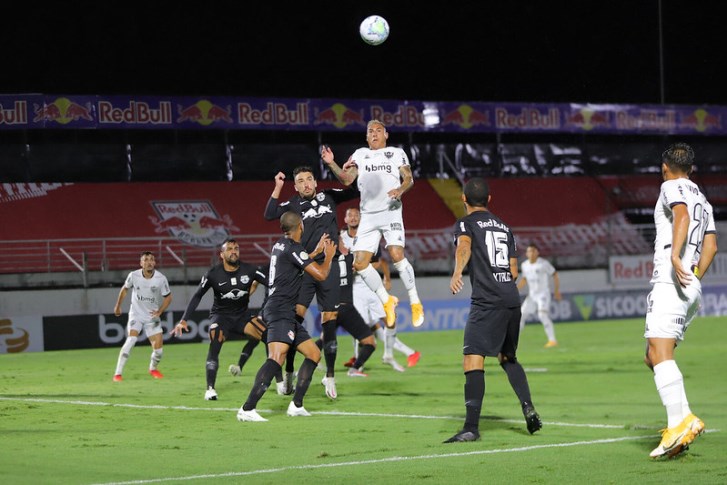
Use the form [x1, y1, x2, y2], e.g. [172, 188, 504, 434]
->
[359, 15, 390, 46]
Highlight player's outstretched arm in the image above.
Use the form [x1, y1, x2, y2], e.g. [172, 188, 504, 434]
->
[264, 172, 288, 221]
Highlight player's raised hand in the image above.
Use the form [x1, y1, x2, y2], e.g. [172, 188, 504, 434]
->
[323, 237, 337, 259]
[274, 171, 286, 188]
[342, 158, 357, 171]
[320, 145, 334, 165]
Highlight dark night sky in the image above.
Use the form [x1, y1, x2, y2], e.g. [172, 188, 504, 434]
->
[4, 1, 726, 106]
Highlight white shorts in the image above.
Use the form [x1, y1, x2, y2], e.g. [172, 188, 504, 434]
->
[352, 209, 405, 253]
[521, 294, 550, 317]
[128, 318, 164, 338]
[353, 277, 385, 326]
[644, 281, 702, 341]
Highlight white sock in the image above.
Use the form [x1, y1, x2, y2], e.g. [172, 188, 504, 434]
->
[115, 336, 137, 375]
[358, 264, 389, 303]
[150, 348, 163, 370]
[653, 360, 685, 428]
[393, 258, 420, 304]
[384, 327, 396, 359]
[353, 338, 359, 359]
[539, 312, 556, 342]
[681, 386, 692, 417]
[394, 338, 414, 356]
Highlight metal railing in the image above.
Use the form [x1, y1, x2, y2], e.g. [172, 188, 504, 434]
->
[0, 222, 668, 282]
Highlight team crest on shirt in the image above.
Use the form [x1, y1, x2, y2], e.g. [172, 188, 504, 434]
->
[240, 275, 249, 284]
[316, 192, 326, 202]
[148, 200, 239, 248]
[384, 150, 394, 158]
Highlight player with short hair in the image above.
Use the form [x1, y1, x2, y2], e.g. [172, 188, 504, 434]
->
[170, 238, 265, 401]
[263, 166, 358, 400]
[112, 251, 172, 381]
[322, 120, 424, 329]
[237, 211, 336, 421]
[644, 143, 717, 458]
[340, 207, 421, 372]
[445, 177, 541, 443]
[517, 243, 561, 348]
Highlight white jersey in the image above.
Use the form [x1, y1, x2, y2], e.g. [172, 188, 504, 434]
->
[651, 178, 715, 284]
[520, 257, 556, 298]
[350, 146, 410, 213]
[123, 269, 171, 322]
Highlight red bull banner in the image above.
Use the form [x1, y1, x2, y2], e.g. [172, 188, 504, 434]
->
[2, 94, 726, 135]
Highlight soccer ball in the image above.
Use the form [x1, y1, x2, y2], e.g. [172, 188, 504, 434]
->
[359, 15, 390, 46]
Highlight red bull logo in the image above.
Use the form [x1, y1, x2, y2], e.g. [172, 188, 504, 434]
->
[33, 97, 94, 125]
[566, 108, 610, 131]
[0, 101, 28, 125]
[0, 318, 30, 353]
[440, 104, 490, 129]
[149, 200, 239, 247]
[680, 108, 721, 132]
[177, 100, 233, 126]
[314, 103, 365, 128]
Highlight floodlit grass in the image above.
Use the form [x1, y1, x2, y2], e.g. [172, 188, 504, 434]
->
[1, 317, 726, 484]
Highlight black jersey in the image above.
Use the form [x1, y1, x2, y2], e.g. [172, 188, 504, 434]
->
[264, 188, 358, 259]
[453, 210, 520, 308]
[181, 262, 266, 322]
[263, 237, 314, 320]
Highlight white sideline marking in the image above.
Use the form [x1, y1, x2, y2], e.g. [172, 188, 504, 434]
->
[0, 396, 648, 429]
[90, 435, 656, 485]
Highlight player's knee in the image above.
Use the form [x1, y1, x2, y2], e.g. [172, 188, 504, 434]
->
[498, 353, 517, 365]
[361, 335, 376, 347]
[352, 259, 369, 273]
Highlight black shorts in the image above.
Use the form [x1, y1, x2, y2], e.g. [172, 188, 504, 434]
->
[462, 304, 521, 357]
[296, 259, 340, 312]
[336, 304, 374, 341]
[265, 314, 312, 347]
[208, 312, 254, 339]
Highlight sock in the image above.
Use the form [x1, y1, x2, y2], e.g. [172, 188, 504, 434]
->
[353, 338, 359, 359]
[393, 258, 421, 304]
[519, 313, 527, 332]
[115, 336, 137, 375]
[654, 360, 685, 428]
[374, 326, 386, 345]
[681, 387, 692, 418]
[322, 320, 338, 377]
[384, 327, 396, 359]
[285, 345, 296, 373]
[539, 311, 556, 342]
[150, 348, 163, 370]
[358, 264, 389, 303]
[292, 358, 317, 408]
[353, 343, 375, 369]
[238, 339, 260, 368]
[242, 358, 281, 411]
[500, 359, 533, 407]
[205, 337, 223, 389]
[464, 370, 485, 432]
[394, 337, 415, 356]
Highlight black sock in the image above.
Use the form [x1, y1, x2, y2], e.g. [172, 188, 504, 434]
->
[353, 343, 375, 369]
[464, 370, 485, 432]
[292, 358, 317, 407]
[242, 358, 281, 411]
[238, 339, 260, 368]
[322, 320, 338, 377]
[285, 345, 296, 373]
[205, 337, 223, 389]
[500, 360, 533, 409]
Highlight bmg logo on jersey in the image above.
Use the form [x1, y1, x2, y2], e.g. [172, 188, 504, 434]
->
[365, 164, 392, 173]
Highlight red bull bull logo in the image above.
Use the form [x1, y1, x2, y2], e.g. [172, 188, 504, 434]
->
[33, 98, 94, 125]
[313, 103, 365, 129]
[149, 201, 239, 247]
[440, 104, 490, 129]
[177, 100, 234, 126]
[680, 108, 721, 132]
[566, 108, 610, 131]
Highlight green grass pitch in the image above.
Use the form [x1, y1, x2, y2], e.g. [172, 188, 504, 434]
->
[1, 317, 726, 484]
